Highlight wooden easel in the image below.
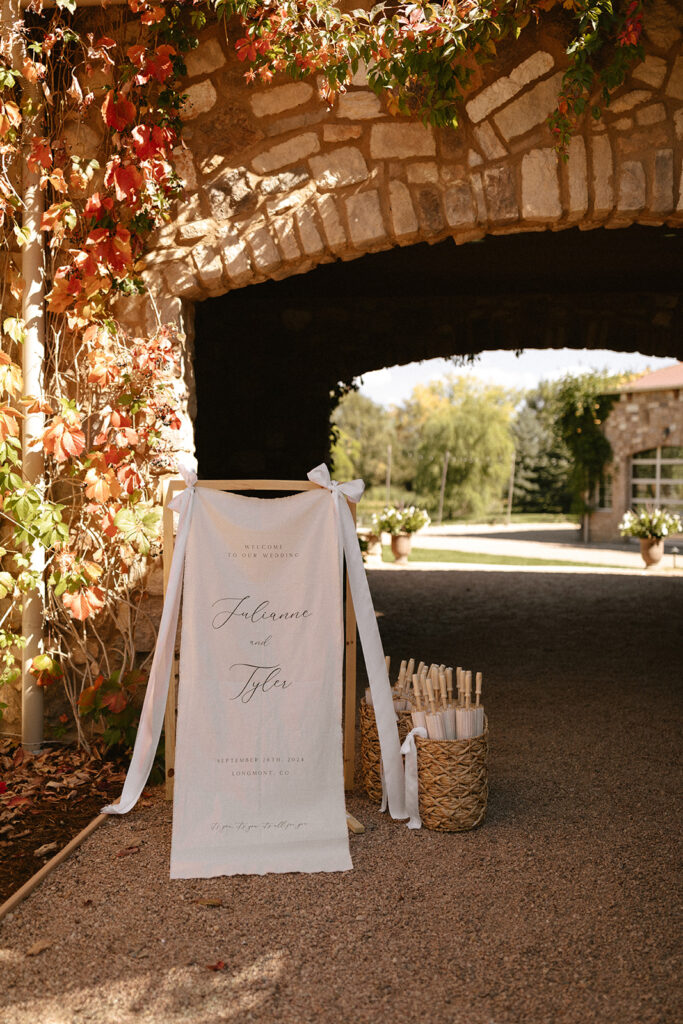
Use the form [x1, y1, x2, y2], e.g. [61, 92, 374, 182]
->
[161, 477, 358, 802]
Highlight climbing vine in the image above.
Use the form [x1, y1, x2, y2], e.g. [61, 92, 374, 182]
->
[0, 0, 647, 748]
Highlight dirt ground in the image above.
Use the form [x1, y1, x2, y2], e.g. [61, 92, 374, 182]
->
[1, 567, 681, 1024]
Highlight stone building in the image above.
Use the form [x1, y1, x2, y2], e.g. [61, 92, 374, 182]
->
[98, 0, 683, 480]
[589, 363, 683, 542]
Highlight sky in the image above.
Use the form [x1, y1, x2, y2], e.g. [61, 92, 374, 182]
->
[356, 349, 676, 407]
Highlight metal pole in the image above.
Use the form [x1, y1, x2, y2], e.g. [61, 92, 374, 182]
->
[17, 2, 46, 752]
[385, 444, 392, 506]
[506, 451, 516, 525]
[437, 450, 450, 524]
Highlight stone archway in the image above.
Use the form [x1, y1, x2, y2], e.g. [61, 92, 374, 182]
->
[110, 1, 683, 470]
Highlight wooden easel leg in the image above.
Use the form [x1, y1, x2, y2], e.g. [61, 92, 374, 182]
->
[343, 508, 357, 790]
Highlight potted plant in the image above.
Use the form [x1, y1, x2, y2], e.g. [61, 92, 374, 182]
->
[619, 507, 682, 567]
[372, 505, 431, 565]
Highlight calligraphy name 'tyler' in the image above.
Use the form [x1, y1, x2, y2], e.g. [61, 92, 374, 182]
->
[212, 596, 311, 630]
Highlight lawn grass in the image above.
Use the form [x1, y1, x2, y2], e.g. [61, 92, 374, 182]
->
[381, 546, 619, 569]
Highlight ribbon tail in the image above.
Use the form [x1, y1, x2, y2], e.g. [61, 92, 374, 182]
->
[102, 487, 195, 815]
[337, 498, 406, 820]
[401, 727, 427, 829]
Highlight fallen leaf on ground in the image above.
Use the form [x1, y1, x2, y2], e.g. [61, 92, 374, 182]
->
[34, 841, 59, 857]
[206, 960, 225, 971]
[115, 844, 141, 858]
[26, 939, 52, 956]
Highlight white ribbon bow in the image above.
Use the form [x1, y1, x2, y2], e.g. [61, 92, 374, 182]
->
[401, 727, 428, 829]
[307, 463, 364, 503]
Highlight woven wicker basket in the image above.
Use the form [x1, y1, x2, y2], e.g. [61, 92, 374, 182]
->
[416, 726, 488, 831]
[359, 700, 413, 803]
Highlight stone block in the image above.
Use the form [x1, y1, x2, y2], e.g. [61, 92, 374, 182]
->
[483, 165, 518, 222]
[635, 103, 666, 126]
[337, 91, 382, 119]
[388, 180, 418, 238]
[250, 82, 314, 118]
[172, 146, 198, 190]
[468, 149, 483, 168]
[251, 133, 321, 174]
[260, 167, 310, 195]
[323, 125, 362, 142]
[295, 207, 325, 256]
[567, 136, 588, 217]
[345, 191, 386, 246]
[309, 146, 368, 189]
[369, 123, 436, 159]
[406, 162, 439, 184]
[645, 3, 682, 53]
[632, 56, 667, 89]
[469, 173, 487, 222]
[493, 72, 564, 140]
[177, 219, 213, 243]
[192, 244, 224, 289]
[163, 260, 201, 298]
[221, 238, 252, 285]
[466, 51, 555, 123]
[652, 149, 674, 212]
[184, 38, 226, 78]
[614, 118, 634, 131]
[271, 216, 301, 261]
[245, 226, 281, 272]
[180, 80, 217, 121]
[444, 181, 476, 228]
[473, 122, 506, 160]
[521, 148, 561, 220]
[617, 161, 646, 211]
[264, 109, 327, 137]
[608, 90, 651, 114]
[206, 169, 256, 220]
[316, 195, 347, 251]
[665, 56, 683, 102]
[592, 136, 614, 216]
[350, 61, 368, 87]
[416, 187, 445, 234]
[675, 109, 683, 140]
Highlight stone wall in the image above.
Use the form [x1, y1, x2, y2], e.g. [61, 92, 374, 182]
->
[589, 385, 683, 542]
[126, 0, 683, 331]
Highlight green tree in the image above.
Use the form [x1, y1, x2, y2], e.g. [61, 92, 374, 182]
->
[402, 377, 515, 519]
[512, 383, 572, 513]
[331, 391, 392, 487]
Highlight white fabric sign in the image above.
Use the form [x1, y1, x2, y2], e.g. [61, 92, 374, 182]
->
[104, 465, 406, 878]
[171, 486, 350, 877]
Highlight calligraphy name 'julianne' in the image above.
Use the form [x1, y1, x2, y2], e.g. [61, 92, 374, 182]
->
[211, 596, 312, 631]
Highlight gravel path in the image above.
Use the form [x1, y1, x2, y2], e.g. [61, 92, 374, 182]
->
[2, 568, 681, 1024]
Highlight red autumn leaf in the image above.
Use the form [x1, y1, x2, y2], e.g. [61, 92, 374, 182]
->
[116, 463, 143, 493]
[84, 466, 121, 502]
[84, 192, 115, 222]
[206, 961, 226, 972]
[0, 780, 6, 794]
[7, 795, 33, 808]
[101, 90, 137, 131]
[116, 844, 141, 858]
[101, 688, 127, 714]
[141, 5, 166, 26]
[78, 674, 104, 713]
[28, 138, 52, 173]
[105, 161, 143, 203]
[29, 654, 63, 688]
[96, 36, 117, 49]
[42, 413, 86, 462]
[62, 586, 105, 622]
[147, 44, 176, 83]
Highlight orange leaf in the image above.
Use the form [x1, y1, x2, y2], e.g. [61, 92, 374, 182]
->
[0, 404, 22, 441]
[42, 414, 86, 462]
[101, 90, 136, 131]
[62, 586, 105, 622]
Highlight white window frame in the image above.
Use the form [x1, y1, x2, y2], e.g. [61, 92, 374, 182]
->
[630, 446, 683, 509]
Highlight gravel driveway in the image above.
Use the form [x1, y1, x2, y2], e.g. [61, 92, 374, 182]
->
[1, 567, 681, 1024]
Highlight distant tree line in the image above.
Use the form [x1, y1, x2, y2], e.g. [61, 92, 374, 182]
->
[331, 370, 624, 519]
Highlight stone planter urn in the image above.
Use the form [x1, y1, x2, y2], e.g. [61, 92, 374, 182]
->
[365, 531, 382, 562]
[391, 532, 413, 565]
[640, 538, 664, 567]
